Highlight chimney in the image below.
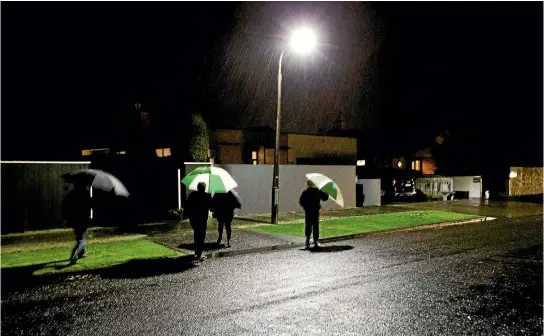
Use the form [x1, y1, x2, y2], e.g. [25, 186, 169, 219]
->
[336, 110, 345, 129]
[135, 103, 150, 128]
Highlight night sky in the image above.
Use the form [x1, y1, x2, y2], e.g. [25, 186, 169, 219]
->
[2, 2, 542, 164]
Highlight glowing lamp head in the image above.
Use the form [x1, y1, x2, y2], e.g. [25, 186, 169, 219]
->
[290, 27, 317, 54]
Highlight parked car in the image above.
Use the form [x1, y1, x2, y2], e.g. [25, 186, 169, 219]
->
[380, 168, 418, 202]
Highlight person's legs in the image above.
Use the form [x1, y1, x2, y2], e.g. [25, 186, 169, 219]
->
[79, 228, 88, 257]
[225, 215, 233, 247]
[304, 212, 312, 247]
[192, 220, 201, 258]
[217, 217, 225, 244]
[71, 227, 88, 262]
[313, 212, 320, 247]
[201, 223, 207, 255]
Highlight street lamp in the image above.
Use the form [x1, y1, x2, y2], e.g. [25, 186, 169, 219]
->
[271, 27, 317, 224]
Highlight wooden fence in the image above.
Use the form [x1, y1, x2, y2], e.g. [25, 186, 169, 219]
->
[1, 161, 90, 233]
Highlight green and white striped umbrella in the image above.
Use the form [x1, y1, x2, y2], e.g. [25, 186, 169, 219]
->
[181, 166, 238, 194]
[305, 173, 344, 207]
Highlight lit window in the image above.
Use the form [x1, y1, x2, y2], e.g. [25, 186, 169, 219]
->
[397, 161, 403, 168]
[82, 148, 110, 156]
[252, 151, 257, 160]
[509, 171, 518, 178]
[116, 151, 126, 155]
[356, 160, 366, 166]
[411, 160, 420, 171]
[155, 148, 171, 158]
[252, 160, 257, 165]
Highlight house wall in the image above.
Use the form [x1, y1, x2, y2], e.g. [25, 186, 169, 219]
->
[210, 129, 244, 144]
[217, 145, 242, 164]
[508, 167, 543, 196]
[210, 130, 243, 164]
[357, 179, 381, 206]
[287, 134, 357, 164]
[217, 164, 356, 215]
[452, 176, 482, 198]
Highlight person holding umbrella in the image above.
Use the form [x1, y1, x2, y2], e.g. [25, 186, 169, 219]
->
[61, 169, 130, 263]
[299, 180, 329, 249]
[212, 189, 242, 248]
[62, 182, 92, 263]
[185, 182, 212, 261]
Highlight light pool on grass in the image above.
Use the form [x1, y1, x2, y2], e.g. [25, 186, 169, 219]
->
[1, 239, 185, 275]
[248, 210, 480, 238]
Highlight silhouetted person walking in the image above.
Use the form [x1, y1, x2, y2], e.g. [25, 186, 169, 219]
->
[185, 182, 212, 261]
[212, 190, 242, 247]
[299, 180, 329, 249]
[62, 183, 92, 264]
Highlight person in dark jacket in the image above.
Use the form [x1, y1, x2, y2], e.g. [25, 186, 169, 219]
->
[299, 180, 329, 248]
[185, 182, 212, 261]
[62, 183, 92, 263]
[212, 190, 242, 247]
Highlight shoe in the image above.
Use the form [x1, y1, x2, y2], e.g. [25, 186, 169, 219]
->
[216, 239, 222, 245]
[314, 241, 321, 248]
[305, 240, 311, 249]
[70, 259, 77, 265]
[78, 253, 87, 259]
[227, 241, 231, 248]
[199, 255, 207, 261]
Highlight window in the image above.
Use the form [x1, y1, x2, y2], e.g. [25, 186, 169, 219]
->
[412, 160, 421, 171]
[82, 148, 110, 156]
[356, 160, 366, 166]
[252, 151, 257, 160]
[155, 148, 171, 158]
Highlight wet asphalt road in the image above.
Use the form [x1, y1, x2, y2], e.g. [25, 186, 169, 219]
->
[2, 215, 542, 336]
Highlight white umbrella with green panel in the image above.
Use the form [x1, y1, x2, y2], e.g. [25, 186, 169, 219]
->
[181, 166, 238, 194]
[305, 173, 344, 207]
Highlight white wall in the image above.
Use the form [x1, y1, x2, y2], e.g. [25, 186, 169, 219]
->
[219, 164, 356, 215]
[452, 176, 482, 198]
[357, 179, 381, 206]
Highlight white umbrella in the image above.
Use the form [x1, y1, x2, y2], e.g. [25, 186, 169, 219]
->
[305, 173, 344, 207]
[181, 166, 238, 193]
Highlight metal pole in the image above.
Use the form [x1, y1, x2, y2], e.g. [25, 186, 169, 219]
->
[271, 51, 284, 224]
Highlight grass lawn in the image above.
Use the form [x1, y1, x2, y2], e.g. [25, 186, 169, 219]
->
[1, 238, 185, 276]
[247, 210, 481, 238]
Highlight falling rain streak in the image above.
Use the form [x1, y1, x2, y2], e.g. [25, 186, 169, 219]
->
[203, 2, 384, 134]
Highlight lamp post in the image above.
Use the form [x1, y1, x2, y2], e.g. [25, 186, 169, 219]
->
[271, 27, 317, 224]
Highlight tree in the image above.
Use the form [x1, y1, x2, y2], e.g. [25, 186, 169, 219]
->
[186, 113, 210, 162]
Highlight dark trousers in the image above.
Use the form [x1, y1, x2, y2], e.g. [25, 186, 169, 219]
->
[217, 213, 233, 243]
[191, 219, 208, 258]
[71, 226, 88, 260]
[305, 211, 320, 242]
